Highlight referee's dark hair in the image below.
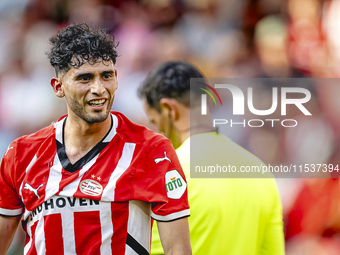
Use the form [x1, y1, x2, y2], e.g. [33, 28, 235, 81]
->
[138, 61, 205, 112]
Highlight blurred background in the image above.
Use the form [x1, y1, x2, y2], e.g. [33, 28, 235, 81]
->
[1, 0, 340, 254]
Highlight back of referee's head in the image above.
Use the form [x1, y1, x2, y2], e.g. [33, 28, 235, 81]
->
[138, 61, 205, 111]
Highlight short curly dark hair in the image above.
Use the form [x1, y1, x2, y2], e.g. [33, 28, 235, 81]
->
[47, 23, 118, 77]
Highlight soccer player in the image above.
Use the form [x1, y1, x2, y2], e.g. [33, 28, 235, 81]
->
[0, 24, 191, 255]
[138, 61, 285, 255]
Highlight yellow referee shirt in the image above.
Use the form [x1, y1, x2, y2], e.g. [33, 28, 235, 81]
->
[151, 132, 284, 255]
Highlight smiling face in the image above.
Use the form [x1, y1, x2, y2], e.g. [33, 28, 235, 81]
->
[53, 60, 118, 124]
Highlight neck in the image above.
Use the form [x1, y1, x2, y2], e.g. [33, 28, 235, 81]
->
[180, 119, 215, 143]
[63, 113, 112, 164]
[174, 107, 215, 148]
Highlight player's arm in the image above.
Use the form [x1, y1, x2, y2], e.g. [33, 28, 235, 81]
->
[158, 217, 191, 255]
[137, 139, 191, 254]
[0, 143, 24, 255]
[0, 214, 21, 255]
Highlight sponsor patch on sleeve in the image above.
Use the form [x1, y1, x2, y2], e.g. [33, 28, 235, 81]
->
[165, 170, 187, 199]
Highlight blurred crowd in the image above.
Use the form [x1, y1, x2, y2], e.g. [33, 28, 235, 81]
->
[1, 0, 340, 254]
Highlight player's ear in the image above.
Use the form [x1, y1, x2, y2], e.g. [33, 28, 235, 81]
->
[51, 77, 65, 98]
[114, 69, 118, 89]
[160, 98, 179, 121]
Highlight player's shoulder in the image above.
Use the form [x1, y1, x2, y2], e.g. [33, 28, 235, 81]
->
[7, 120, 58, 161]
[113, 111, 170, 148]
[2, 122, 56, 171]
[15, 123, 55, 147]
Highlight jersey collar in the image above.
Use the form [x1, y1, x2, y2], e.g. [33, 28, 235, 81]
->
[54, 113, 118, 172]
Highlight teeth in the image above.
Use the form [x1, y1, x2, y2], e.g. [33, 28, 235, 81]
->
[89, 99, 106, 106]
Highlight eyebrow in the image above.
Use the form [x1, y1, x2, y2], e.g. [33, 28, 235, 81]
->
[102, 71, 115, 76]
[74, 69, 115, 79]
[74, 73, 93, 80]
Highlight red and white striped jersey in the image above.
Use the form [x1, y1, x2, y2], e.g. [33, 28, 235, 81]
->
[0, 112, 190, 255]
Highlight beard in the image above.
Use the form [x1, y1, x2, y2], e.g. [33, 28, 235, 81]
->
[65, 95, 114, 124]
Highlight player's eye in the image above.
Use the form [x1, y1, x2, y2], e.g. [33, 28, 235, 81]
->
[77, 75, 92, 82]
[102, 73, 113, 79]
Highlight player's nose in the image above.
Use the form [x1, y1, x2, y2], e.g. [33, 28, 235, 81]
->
[90, 78, 105, 95]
